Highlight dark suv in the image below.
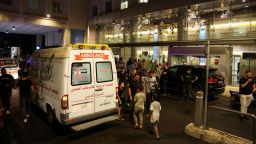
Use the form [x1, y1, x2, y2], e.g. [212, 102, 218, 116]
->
[164, 65, 225, 99]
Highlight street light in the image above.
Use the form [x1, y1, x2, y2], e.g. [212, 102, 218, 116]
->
[12, 26, 16, 31]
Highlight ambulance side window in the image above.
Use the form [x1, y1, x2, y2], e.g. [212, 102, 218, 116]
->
[71, 62, 91, 86]
[96, 62, 113, 83]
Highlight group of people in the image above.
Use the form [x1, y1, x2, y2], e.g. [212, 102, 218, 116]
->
[0, 66, 33, 123]
[116, 57, 164, 140]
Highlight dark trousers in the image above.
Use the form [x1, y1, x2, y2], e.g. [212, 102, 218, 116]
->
[1, 91, 11, 111]
[146, 93, 152, 114]
[182, 85, 192, 101]
[20, 97, 31, 117]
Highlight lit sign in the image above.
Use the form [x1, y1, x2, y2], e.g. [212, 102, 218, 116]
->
[75, 53, 109, 60]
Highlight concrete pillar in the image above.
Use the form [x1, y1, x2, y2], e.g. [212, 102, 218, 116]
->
[129, 20, 136, 59]
[36, 35, 43, 48]
[177, 8, 188, 41]
[63, 27, 71, 46]
[194, 91, 204, 127]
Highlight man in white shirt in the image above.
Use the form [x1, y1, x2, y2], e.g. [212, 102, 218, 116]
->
[144, 71, 158, 114]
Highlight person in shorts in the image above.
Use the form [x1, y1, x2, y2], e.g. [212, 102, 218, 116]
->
[133, 85, 146, 129]
[149, 94, 161, 140]
[239, 70, 255, 120]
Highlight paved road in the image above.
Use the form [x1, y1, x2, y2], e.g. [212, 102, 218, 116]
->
[0, 88, 254, 144]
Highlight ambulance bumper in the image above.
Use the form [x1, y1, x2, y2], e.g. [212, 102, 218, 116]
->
[60, 108, 118, 126]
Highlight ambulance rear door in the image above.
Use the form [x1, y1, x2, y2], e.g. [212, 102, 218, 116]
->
[93, 49, 117, 113]
[68, 49, 95, 119]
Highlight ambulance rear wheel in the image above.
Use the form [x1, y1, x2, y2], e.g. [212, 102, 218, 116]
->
[46, 107, 55, 126]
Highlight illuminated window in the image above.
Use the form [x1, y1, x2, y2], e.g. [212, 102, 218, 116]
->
[120, 0, 128, 10]
[28, 0, 39, 10]
[0, 0, 11, 5]
[52, 1, 63, 14]
[139, 0, 148, 4]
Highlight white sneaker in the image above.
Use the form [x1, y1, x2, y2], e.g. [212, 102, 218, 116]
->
[23, 118, 28, 123]
[6, 110, 10, 114]
[26, 114, 30, 118]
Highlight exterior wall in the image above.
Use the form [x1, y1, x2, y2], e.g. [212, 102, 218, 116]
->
[68, 0, 88, 43]
[88, 0, 213, 25]
[87, 25, 97, 43]
[120, 47, 131, 62]
[0, 0, 88, 47]
[0, 0, 20, 12]
[87, 0, 256, 69]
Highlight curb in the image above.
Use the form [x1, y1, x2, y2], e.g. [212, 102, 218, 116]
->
[185, 123, 253, 144]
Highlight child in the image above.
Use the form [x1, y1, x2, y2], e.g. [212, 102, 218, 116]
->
[133, 85, 146, 129]
[118, 81, 125, 120]
[149, 94, 161, 139]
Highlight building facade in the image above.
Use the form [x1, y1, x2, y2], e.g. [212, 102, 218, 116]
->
[88, 0, 256, 85]
[0, 0, 255, 85]
[0, 0, 89, 48]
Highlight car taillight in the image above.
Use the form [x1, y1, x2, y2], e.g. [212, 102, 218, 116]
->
[208, 78, 217, 83]
[116, 87, 119, 99]
[61, 95, 68, 110]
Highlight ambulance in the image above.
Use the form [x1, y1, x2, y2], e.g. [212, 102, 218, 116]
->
[30, 43, 119, 130]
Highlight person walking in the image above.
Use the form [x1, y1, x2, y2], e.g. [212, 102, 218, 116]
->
[148, 94, 161, 140]
[128, 73, 141, 103]
[0, 67, 15, 114]
[239, 70, 255, 120]
[144, 70, 158, 115]
[133, 85, 146, 129]
[17, 72, 33, 123]
[181, 68, 198, 101]
[117, 81, 125, 120]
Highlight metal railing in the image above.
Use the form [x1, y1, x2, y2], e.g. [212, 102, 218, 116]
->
[207, 106, 256, 143]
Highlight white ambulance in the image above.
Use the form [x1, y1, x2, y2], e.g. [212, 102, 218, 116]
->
[30, 43, 119, 130]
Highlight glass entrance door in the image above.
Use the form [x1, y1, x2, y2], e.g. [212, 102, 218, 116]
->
[232, 55, 241, 85]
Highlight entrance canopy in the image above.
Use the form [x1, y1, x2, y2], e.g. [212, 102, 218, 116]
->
[0, 21, 62, 35]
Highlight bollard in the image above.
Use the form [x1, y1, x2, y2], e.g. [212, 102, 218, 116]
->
[194, 91, 204, 127]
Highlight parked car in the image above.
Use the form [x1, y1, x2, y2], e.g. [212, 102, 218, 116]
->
[0, 58, 19, 79]
[163, 65, 225, 99]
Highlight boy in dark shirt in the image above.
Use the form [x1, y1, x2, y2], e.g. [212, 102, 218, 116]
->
[17, 72, 33, 123]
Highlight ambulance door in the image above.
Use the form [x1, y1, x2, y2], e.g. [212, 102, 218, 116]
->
[68, 50, 95, 118]
[93, 50, 117, 112]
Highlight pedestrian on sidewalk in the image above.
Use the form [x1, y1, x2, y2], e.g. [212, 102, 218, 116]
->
[148, 94, 161, 140]
[133, 85, 146, 129]
[0, 67, 15, 114]
[144, 70, 158, 115]
[117, 81, 125, 120]
[16, 72, 33, 123]
[181, 68, 198, 101]
[239, 70, 255, 120]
